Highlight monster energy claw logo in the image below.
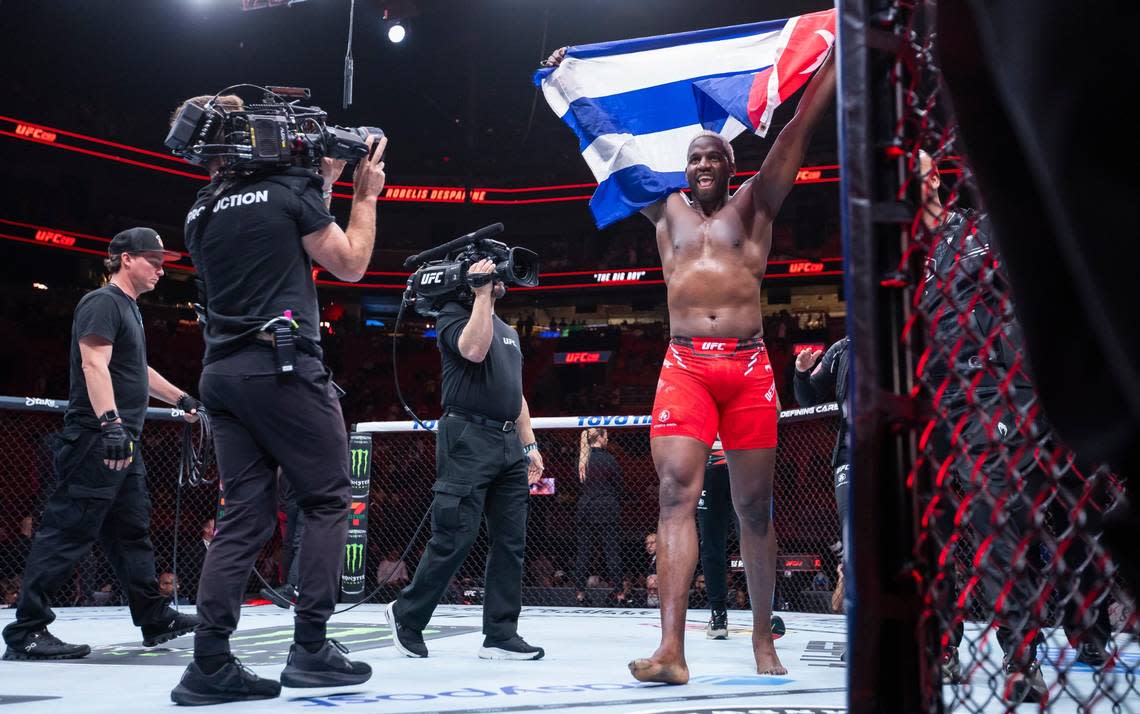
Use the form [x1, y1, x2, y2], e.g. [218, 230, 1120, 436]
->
[345, 543, 364, 572]
[350, 448, 369, 477]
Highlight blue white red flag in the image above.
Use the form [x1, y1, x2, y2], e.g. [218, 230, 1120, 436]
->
[534, 9, 836, 228]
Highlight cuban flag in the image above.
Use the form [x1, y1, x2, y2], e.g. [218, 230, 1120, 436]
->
[534, 9, 836, 228]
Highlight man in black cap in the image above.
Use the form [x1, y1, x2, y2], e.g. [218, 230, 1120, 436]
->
[169, 93, 385, 705]
[3, 227, 203, 661]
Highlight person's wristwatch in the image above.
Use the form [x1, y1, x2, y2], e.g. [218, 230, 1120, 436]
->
[98, 409, 120, 424]
[522, 442, 538, 455]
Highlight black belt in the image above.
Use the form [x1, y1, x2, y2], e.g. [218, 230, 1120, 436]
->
[444, 407, 515, 433]
[253, 331, 323, 359]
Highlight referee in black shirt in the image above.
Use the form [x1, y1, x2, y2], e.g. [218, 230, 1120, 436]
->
[385, 259, 546, 661]
[3, 228, 202, 660]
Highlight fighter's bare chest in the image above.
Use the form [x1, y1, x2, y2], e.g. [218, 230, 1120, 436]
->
[668, 216, 762, 266]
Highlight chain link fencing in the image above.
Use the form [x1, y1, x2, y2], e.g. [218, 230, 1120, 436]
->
[0, 399, 226, 609]
[0, 396, 841, 618]
[354, 406, 841, 612]
[847, 0, 1139, 710]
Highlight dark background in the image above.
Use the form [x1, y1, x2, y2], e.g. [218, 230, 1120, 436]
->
[0, 0, 842, 420]
[0, 0, 836, 282]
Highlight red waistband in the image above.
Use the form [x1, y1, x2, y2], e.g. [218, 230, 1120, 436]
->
[670, 336, 766, 354]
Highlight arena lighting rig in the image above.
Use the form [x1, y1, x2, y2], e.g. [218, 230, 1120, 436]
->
[0, 115, 851, 206]
[0, 218, 843, 290]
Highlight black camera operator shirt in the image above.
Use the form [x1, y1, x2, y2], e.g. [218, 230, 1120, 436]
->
[436, 301, 523, 423]
[65, 283, 149, 440]
[184, 168, 334, 364]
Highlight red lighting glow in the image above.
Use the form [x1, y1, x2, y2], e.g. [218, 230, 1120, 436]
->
[554, 350, 613, 365]
[34, 230, 76, 247]
[0, 115, 844, 206]
[15, 124, 57, 142]
[788, 260, 825, 274]
[3, 217, 847, 290]
[564, 352, 601, 363]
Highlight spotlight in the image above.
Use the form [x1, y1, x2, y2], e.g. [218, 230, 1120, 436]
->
[387, 21, 406, 43]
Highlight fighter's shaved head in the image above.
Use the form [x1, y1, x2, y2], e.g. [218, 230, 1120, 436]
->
[689, 130, 735, 166]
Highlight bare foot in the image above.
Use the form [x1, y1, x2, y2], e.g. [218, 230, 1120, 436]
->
[754, 634, 787, 675]
[628, 656, 690, 684]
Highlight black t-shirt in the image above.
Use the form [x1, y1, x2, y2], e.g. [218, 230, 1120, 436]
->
[65, 284, 149, 439]
[582, 448, 621, 502]
[184, 168, 335, 364]
[436, 302, 523, 422]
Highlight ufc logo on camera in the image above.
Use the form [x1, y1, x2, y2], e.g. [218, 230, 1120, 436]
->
[419, 271, 444, 286]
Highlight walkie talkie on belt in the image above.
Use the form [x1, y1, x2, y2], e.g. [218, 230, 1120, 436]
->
[259, 310, 299, 374]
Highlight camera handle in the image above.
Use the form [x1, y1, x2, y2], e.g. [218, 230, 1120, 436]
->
[466, 271, 494, 288]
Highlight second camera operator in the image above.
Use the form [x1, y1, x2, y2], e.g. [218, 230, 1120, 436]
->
[385, 259, 547, 661]
[168, 94, 387, 705]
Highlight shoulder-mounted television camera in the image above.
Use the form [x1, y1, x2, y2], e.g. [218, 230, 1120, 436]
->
[403, 223, 539, 317]
[165, 84, 383, 175]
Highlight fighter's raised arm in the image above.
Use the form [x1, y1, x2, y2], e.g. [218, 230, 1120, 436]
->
[736, 48, 836, 221]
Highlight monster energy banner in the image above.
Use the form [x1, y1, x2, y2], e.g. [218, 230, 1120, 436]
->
[340, 433, 372, 602]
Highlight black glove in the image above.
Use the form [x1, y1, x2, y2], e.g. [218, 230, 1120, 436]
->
[176, 393, 203, 414]
[100, 422, 133, 462]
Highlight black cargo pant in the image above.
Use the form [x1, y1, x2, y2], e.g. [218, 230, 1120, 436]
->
[698, 462, 738, 612]
[933, 399, 1113, 659]
[279, 477, 305, 588]
[3, 426, 168, 646]
[930, 397, 1044, 662]
[195, 347, 350, 656]
[394, 413, 529, 642]
[834, 461, 850, 555]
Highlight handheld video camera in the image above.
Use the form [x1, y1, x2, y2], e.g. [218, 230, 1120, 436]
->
[164, 84, 383, 174]
[403, 223, 539, 317]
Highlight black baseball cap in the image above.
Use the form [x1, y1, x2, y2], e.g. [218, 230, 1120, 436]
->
[109, 227, 181, 262]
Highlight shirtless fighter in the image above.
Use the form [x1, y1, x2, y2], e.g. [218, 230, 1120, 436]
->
[546, 46, 836, 682]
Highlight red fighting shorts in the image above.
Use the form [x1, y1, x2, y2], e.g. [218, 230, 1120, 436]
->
[650, 337, 778, 450]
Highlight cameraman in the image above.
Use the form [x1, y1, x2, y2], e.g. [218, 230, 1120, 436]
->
[169, 94, 386, 706]
[384, 260, 546, 661]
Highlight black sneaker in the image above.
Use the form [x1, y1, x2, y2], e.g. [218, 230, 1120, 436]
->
[1075, 641, 1108, 668]
[942, 646, 962, 684]
[478, 635, 544, 660]
[706, 609, 728, 639]
[1003, 657, 1046, 704]
[280, 639, 372, 688]
[2, 629, 90, 660]
[143, 611, 201, 647]
[171, 658, 281, 706]
[384, 600, 427, 658]
[259, 584, 298, 610]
